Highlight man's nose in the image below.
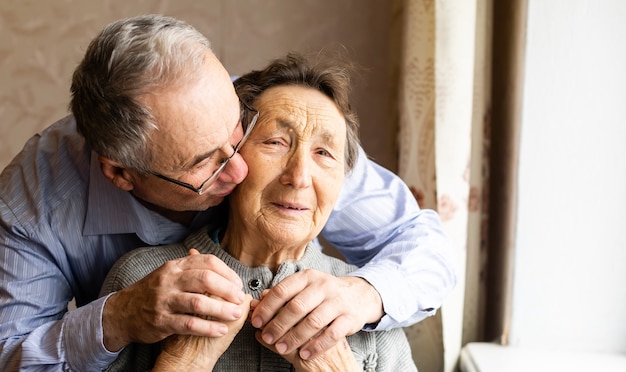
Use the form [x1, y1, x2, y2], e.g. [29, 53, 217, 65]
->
[218, 151, 248, 185]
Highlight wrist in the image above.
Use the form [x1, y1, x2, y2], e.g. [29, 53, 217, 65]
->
[155, 335, 220, 371]
[102, 292, 129, 352]
[349, 276, 384, 324]
[154, 351, 218, 372]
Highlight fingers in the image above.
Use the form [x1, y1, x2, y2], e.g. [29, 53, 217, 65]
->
[103, 251, 247, 350]
[251, 271, 374, 361]
[250, 272, 310, 328]
[159, 253, 247, 322]
[177, 252, 244, 293]
[252, 270, 337, 353]
[177, 264, 245, 305]
[169, 313, 231, 337]
[228, 294, 253, 333]
[163, 253, 247, 321]
[256, 330, 359, 371]
[296, 316, 352, 360]
[272, 300, 339, 357]
[153, 296, 255, 372]
[173, 292, 244, 322]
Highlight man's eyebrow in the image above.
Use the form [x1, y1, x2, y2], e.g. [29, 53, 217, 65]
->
[185, 150, 217, 170]
[183, 113, 240, 170]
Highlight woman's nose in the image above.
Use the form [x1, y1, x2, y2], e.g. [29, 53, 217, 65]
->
[280, 152, 312, 188]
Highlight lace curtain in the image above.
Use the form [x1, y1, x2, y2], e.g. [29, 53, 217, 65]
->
[396, 1, 492, 371]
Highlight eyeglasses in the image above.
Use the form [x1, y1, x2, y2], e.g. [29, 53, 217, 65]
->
[148, 99, 259, 195]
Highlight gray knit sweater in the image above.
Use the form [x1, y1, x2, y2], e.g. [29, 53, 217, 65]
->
[100, 227, 417, 371]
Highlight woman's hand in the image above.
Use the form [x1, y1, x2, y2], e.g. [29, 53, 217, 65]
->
[152, 249, 252, 371]
[153, 292, 253, 371]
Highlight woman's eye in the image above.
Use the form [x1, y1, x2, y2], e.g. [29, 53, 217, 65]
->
[266, 138, 287, 146]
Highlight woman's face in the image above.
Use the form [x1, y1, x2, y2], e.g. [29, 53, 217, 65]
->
[231, 85, 347, 247]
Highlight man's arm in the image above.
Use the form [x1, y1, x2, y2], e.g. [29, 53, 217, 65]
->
[101, 251, 246, 353]
[325, 146, 457, 328]
[0, 226, 120, 371]
[0, 226, 247, 371]
[250, 146, 457, 360]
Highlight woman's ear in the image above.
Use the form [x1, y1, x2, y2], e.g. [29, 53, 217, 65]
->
[98, 156, 135, 191]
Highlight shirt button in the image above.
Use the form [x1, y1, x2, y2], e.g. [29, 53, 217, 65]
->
[248, 279, 261, 290]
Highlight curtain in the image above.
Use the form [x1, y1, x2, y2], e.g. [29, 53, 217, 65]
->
[397, 1, 492, 371]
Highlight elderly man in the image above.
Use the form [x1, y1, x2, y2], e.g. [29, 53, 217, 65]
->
[0, 15, 455, 371]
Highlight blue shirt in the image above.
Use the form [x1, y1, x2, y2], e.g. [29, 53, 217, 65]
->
[0, 115, 456, 371]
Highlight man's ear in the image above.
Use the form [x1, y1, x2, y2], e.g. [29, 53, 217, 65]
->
[98, 156, 135, 191]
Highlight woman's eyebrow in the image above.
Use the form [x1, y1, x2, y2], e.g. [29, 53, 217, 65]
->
[276, 116, 293, 129]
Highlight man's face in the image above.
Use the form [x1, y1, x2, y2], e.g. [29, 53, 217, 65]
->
[229, 85, 347, 249]
[129, 52, 249, 213]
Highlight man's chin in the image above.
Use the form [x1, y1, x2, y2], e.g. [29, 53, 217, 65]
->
[197, 195, 227, 210]
[209, 185, 237, 199]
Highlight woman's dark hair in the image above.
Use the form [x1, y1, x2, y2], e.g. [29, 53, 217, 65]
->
[234, 52, 360, 172]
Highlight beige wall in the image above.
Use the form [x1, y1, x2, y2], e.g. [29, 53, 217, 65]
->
[0, 0, 398, 171]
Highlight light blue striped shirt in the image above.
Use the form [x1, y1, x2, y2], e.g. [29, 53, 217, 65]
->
[0, 115, 456, 371]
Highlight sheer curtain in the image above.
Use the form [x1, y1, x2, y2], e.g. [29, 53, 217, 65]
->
[396, 1, 492, 371]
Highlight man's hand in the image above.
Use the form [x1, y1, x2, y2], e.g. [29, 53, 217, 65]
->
[256, 331, 360, 372]
[102, 249, 246, 352]
[250, 269, 383, 360]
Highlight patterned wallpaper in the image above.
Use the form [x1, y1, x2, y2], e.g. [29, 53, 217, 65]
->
[0, 0, 397, 171]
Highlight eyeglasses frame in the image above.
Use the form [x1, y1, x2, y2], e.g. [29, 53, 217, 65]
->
[147, 99, 259, 195]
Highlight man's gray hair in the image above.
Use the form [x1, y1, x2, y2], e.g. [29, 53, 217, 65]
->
[70, 14, 211, 171]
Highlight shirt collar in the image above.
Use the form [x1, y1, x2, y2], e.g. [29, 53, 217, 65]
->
[82, 153, 197, 245]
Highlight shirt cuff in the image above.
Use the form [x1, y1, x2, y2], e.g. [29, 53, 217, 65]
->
[348, 263, 435, 331]
[63, 294, 121, 370]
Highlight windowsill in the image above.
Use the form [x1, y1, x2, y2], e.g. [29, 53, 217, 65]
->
[460, 342, 626, 372]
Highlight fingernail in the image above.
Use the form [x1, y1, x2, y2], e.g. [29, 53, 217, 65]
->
[276, 342, 287, 354]
[300, 349, 311, 360]
[251, 316, 263, 328]
[262, 332, 274, 344]
[238, 290, 246, 302]
[218, 325, 228, 335]
[232, 307, 242, 319]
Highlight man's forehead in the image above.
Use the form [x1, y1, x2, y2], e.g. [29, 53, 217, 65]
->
[143, 87, 241, 171]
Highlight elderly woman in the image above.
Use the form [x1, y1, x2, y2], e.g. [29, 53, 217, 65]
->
[101, 53, 417, 371]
